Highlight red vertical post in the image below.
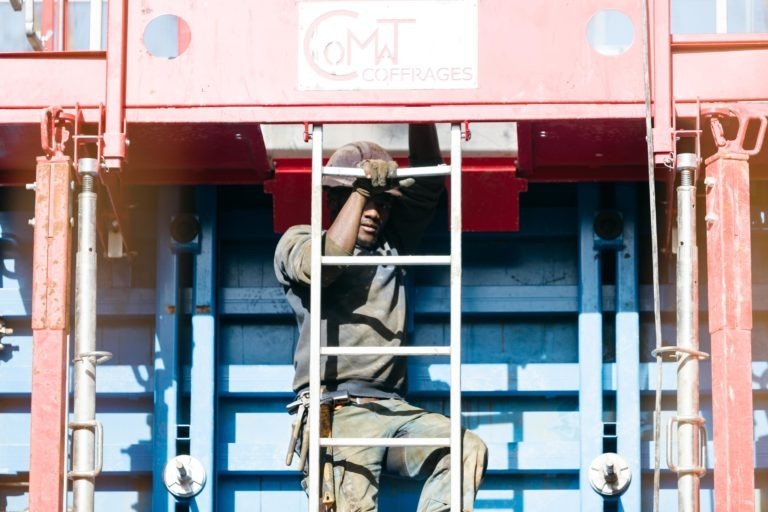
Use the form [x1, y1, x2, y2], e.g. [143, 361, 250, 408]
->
[704, 150, 755, 512]
[28, 155, 73, 512]
[651, 0, 673, 160]
[103, 0, 128, 170]
[41, 0, 55, 51]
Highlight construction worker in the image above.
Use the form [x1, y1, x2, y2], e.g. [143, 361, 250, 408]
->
[274, 124, 487, 511]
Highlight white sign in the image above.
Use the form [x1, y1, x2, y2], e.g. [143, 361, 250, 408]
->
[298, 0, 478, 91]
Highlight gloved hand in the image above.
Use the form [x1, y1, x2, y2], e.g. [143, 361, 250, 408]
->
[353, 159, 399, 197]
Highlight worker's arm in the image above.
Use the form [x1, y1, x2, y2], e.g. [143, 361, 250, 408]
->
[325, 190, 367, 255]
[386, 124, 445, 254]
[275, 165, 389, 287]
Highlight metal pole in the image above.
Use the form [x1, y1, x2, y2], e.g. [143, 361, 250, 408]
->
[72, 158, 99, 512]
[675, 153, 701, 512]
[577, 184, 604, 512]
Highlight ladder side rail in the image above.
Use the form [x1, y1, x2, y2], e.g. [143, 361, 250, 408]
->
[449, 123, 463, 510]
[308, 124, 324, 512]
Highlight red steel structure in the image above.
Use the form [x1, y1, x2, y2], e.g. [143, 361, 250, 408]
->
[1, 0, 766, 510]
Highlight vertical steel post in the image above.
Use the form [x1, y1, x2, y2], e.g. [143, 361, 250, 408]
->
[577, 184, 604, 512]
[704, 150, 755, 512]
[675, 154, 703, 512]
[29, 154, 73, 512]
[190, 187, 218, 510]
[615, 184, 640, 512]
[71, 158, 100, 512]
[41, 0, 55, 51]
[153, 189, 181, 512]
[104, 0, 127, 170]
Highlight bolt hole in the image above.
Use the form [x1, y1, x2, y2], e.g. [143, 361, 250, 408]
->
[587, 10, 635, 56]
[143, 15, 191, 59]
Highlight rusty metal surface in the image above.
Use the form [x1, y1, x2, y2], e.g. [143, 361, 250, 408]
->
[29, 156, 73, 512]
[703, 152, 755, 512]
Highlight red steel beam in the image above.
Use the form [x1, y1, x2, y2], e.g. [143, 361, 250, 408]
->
[103, 0, 127, 169]
[704, 109, 757, 511]
[29, 155, 73, 512]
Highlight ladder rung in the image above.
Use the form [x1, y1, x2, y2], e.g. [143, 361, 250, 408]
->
[321, 255, 450, 266]
[323, 164, 451, 178]
[320, 437, 450, 448]
[321, 346, 450, 357]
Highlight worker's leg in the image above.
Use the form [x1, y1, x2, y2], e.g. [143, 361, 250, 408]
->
[382, 400, 488, 512]
[328, 402, 392, 511]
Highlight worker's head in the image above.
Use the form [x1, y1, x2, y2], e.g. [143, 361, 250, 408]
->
[324, 141, 395, 248]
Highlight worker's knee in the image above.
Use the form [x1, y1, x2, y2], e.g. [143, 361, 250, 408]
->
[463, 430, 488, 467]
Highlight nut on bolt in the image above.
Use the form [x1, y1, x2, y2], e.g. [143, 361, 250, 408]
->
[77, 158, 100, 177]
[589, 452, 631, 497]
[163, 455, 206, 499]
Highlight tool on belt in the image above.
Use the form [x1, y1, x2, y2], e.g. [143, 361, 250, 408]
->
[285, 390, 351, 510]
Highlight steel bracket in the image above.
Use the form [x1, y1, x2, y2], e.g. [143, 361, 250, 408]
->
[704, 105, 768, 156]
[71, 104, 133, 257]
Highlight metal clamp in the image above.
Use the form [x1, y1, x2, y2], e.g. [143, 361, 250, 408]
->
[0, 320, 14, 351]
[40, 107, 75, 157]
[73, 350, 113, 365]
[666, 415, 708, 476]
[651, 345, 710, 360]
[67, 420, 104, 479]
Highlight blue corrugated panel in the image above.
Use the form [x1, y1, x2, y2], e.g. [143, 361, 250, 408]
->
[3, 184, 768, 511]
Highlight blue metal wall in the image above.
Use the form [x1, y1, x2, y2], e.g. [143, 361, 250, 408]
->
[1, 182, 767, 511]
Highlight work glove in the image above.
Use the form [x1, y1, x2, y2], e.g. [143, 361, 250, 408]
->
[353, 159, 415, 197]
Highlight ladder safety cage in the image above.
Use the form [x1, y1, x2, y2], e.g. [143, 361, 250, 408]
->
[307, 124, 464, 510]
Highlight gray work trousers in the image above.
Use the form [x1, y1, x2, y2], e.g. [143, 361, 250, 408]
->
[303, 398, 488, 512]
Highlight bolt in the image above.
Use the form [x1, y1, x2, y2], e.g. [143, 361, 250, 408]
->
[603, 462, 617, 483]
[28, 218, 35, 226]
[176, 460, 191, 482]
[704, 176, 716, 188]
[25, 182, 36, 191]
[705, 213, 719, 223]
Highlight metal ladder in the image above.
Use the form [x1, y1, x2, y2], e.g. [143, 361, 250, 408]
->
[307, 123, 464, 511]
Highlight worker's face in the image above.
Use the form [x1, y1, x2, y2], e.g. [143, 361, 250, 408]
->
[356, 195, 391, 248]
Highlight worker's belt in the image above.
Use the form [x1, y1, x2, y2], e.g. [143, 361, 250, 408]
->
[284, 391, 385, 470]
[286, 390, 383, 414]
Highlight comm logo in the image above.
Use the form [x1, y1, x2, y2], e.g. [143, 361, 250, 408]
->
[298, 1, 478, 91]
